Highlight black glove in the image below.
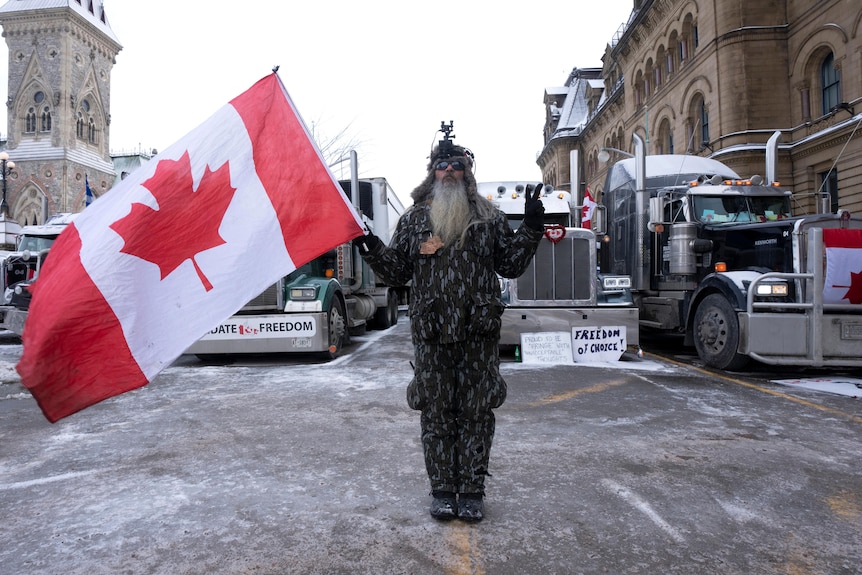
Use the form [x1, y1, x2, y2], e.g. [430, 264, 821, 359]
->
[353, 232, 382, 254]
[523, 183, 545, 231]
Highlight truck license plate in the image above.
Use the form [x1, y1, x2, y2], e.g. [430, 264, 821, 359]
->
[841, 323, 862, 340]
[292, 337, 313, 349]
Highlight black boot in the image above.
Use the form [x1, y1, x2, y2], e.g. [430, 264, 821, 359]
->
[457, 493, 484, 522]
[430, 491, 457, 520]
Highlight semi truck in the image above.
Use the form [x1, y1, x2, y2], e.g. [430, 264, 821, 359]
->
[595, 132, 862, 370]
[0, 213, 77, 335]
[478, 180, 639, 355]
[186, 162, 407, 360]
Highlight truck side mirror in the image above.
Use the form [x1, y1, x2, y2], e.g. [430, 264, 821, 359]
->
[594, 205, 607, 236]
[648, 196, 666, 232]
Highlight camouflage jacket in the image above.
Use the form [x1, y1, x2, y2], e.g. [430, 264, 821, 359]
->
[362, 202, 543, 344]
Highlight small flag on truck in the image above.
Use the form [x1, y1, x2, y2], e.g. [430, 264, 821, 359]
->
[582, 186, 596, 229]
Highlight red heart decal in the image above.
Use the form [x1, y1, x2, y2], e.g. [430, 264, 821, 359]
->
[544, 224, 566, 244]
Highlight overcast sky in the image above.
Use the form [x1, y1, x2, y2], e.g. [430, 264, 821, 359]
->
[3, 0, 633, 206]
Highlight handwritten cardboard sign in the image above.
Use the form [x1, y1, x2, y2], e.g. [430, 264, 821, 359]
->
[571, 326, 627, 362]
[520, 332, 573, 364]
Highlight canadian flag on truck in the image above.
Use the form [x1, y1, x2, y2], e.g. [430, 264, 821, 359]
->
[17, 73, 365, 422]
[823, 228, 862, 305]
[581, 186, 597, 229]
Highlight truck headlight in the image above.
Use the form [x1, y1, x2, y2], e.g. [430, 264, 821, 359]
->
[289, 287, 317, 300]
[755, 282, 788, 296]
[602, 276, 632, 289]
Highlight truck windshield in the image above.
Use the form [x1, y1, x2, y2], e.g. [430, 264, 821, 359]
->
[18, 236, 56, 252]
[694, 195, 791, 223]
[506, 213, 570, 230]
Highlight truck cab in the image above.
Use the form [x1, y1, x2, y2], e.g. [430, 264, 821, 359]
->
[597, 134, 862, 369]
[0, 213, 77, 335]
[478, 181, 638, 352]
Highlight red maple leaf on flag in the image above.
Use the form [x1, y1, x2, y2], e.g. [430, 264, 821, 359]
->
[839, 269, 862, 304]
[110, 151, 236, 291]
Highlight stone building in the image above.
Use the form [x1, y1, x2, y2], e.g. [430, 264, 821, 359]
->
[539, 0, 862, 218]
[0, 0, 121, 225]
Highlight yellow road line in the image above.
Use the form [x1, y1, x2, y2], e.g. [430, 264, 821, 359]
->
[529, 379, 629, 407]
[445, 523, 484, 575]
[649, 353, 862, 424]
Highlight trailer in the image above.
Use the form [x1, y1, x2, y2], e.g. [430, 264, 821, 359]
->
[186, 157, 407, 360]
[596, 132, 862, 369]
[477, 181, 639, 355]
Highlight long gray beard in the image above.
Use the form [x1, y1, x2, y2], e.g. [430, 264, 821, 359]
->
[430, 179, 476, 248]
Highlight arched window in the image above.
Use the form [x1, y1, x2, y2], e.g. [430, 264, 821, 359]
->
[821, 52, 840, 115]
[26, 107, 36, 133]
[634, 70, 645, 107]
[41, 106, 52, 132]
[76, 98, 99, 144]
[688, 95, 709, 151]
[658, 119, 673, 155]
[644, 60, 653, 99]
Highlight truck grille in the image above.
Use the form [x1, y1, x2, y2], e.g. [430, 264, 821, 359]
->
[241, 281, 281, 311]
[509, 228, 595, 305]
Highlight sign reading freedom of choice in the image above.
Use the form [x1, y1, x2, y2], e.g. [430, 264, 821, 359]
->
[520, 327, 627, 364]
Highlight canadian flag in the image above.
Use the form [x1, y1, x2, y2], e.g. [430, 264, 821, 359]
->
[581, 186, 597, 229]
[17, 73, 365, 422]
[823, 228, 862, 305]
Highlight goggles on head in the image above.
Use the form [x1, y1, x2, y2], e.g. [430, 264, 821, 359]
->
[434, 160, 467, 171]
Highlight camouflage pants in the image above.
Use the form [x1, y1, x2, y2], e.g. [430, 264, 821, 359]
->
[407, 339, 507, 495]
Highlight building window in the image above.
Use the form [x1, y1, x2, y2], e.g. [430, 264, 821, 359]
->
[25, 107, 36, 133]
[820, 169, 838, 213]
[821, 52, 840, 115]
[658, 119, 673, 155]
[76, 98, 98, 144]
[700, 101, 709, 148]
[41, 106, 52, 132]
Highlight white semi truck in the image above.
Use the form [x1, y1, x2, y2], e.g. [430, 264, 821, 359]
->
[478, 180, 639, 354]
[0, 213, 77, 335]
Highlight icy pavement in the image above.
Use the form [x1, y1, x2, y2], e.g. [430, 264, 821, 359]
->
[1, 322, 860, 574]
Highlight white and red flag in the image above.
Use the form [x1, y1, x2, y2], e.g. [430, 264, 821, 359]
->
[823, 228, 862, 305]
[581, 186, 597, 229]
[17, 73, 365, 422]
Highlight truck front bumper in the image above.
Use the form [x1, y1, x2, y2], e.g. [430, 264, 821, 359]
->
[0, 306, 28, 336]
[500, 307, 640, 348]
[185, 313, 329, 355]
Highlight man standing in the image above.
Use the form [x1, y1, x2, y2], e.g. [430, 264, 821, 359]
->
[354, 140, 544, 521]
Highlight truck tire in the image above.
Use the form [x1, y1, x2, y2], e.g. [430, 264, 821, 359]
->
[321, 297, 346, 360]
[372, 290, 398, 330]
[693, 294, 750, 371]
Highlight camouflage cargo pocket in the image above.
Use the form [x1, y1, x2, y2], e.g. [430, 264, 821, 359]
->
[487, 372, 508, 409]
[406, 376, 422, 410]
[467, 293, 504, 337]
[409, 296, 442, 341]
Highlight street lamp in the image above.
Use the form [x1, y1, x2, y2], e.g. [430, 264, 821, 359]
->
[597, 147, 634, 163]
[0, 151, 16, 218]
